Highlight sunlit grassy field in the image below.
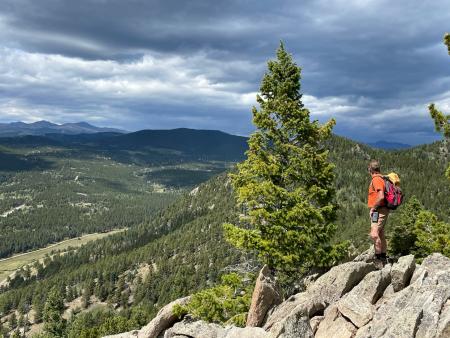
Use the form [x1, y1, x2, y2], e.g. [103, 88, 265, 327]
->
[0, 229, 125, 283]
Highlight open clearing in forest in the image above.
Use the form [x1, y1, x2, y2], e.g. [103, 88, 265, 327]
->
[0, 229, 125, 283]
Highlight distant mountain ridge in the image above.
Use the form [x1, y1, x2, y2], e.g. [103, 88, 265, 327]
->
[0, 120, 125, 137]
[0, 128, 249, 162]
[367, 140, 411, 150]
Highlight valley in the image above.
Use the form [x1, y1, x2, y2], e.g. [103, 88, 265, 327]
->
[0, 129, 242, 259]
[0, 229, 125, 286]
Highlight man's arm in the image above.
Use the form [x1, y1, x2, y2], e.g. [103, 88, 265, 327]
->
[373, 190, 384, 210]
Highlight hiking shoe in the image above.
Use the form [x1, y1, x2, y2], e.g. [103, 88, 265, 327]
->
[386, 256, 396, 264]
[372, 258, 386, 270]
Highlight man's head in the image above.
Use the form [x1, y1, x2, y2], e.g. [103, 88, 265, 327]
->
[368, 159, 381, 174]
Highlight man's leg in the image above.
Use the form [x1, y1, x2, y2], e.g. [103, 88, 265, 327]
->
[370, 207, 388, 255]
[378, 208, 389, 255]
[370, 223, 382, 254]
[379, 226, 387, 254]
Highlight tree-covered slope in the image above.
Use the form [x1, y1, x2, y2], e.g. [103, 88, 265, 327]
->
[0, 174, 245, 336]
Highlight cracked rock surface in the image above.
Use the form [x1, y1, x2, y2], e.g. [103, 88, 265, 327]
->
[104, 253, 450, 338]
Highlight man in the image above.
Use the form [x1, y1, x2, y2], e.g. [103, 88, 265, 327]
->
[367, 159, 389, 265]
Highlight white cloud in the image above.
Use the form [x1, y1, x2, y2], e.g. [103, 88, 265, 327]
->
[0, 48, 260, 122]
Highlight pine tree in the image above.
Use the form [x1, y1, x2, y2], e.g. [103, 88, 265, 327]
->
[0, 322, 7, 338]
[414, 210, 450, 258]
[429, 33, 450, 181]
[32, 293, 44, 324]
[224, 43, 348, 274]
[81, 281, 93, 309]
[390, 196, 424, 256]
[8, 312, 17, 330]
[43, 288, 66, 337]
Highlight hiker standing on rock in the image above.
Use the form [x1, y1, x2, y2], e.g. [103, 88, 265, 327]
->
[368, 159, 389, 265]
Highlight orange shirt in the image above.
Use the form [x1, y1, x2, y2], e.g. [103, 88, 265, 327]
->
[368, 174, 385, 208]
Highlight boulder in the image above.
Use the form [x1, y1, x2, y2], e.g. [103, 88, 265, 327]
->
[221, 326, 269, 338]
[338, 296, 373, 328]
[355, 257, 450, 338]
[353, 246, 375, 263]
[103, 332, 138, 338]
[263, 292, 325, 331]
[315, 305, 357, 338]
[264, 261, 376, 330]
[306, 261, 377, 304]
[337, 267, 391, 327]
[417, 253, 450, 279]
[362, 283, 423, 337]
[410, 265, 425, 285]
[381, 284, 395, 299]
[354, 323, 372, 338]
[269, 311, 314, 338]
[414, 278, 450, 337]
[378, 305, 424, 338]
[138, 297, 190, 338]
[163, 319, 224, 338]
[246, 265, 282, 327]
[309, 315, 324, 334]
[436, 299, 450, 338]
[391, 255, 415, 292]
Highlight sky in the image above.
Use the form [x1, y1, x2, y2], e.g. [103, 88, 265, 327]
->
[0, 0, 449, 145]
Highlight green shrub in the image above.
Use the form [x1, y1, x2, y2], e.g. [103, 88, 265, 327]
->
[391, 196, 450, 260]
[173, 273, 253, 327]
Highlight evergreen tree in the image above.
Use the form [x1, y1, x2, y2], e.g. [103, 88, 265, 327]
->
[32, 293, 44, 324]
[8, 312, 17, 330]
[429, 33, 450, 181]
[390, 196, 450, 259]
[390, 196, 424, 256]
[43, 288, 66, 337]
[0, 322, 7, 338]
[224, 43, 348, 274]
[414, 210, 450, 258]
[81, 281, 93, 309]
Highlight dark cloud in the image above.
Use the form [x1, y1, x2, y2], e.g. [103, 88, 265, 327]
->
[0, 0, 449, 145]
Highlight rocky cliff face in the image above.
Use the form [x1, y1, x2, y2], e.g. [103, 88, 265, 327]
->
[104, 252, 450, 338]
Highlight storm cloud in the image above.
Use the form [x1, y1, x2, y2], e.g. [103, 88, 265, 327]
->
[0, 0, 449, 144]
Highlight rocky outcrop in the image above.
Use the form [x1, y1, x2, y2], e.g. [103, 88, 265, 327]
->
[163, 319, 224, 338]
[337, 266, 391, 328]
[104, 252, 450, 338]
[355, 253, 450, 338]
[269, 311, 314, 338]
[162, 319, 271, 338]
[139, 296, 190, 338]
[315, 304, 357, 338]
[263, 260, 376, 330]
[391, 254, 415, 292]
[246, 265, 282, 327]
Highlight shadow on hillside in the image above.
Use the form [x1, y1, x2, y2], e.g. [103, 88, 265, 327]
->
[0, 152, 54, 172]
[94, 177, 132, 193]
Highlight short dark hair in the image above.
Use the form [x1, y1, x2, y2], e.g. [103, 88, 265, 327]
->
[368, 159, 380, 173]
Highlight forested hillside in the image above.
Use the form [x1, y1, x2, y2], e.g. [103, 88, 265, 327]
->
[0, 129, 241, 258]
[0, 133, 448, 337]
